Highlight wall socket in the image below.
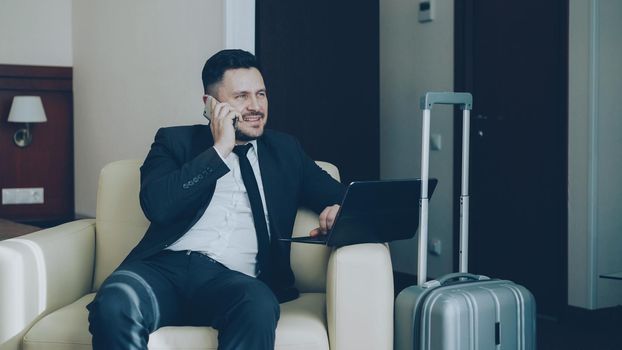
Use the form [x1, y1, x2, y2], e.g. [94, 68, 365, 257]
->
[428, 238, 442, 256]
[2, 188, 44, 205]
[430, 133, 442, 151]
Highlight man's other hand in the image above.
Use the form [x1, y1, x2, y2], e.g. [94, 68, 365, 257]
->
[309, 204, 340, 237]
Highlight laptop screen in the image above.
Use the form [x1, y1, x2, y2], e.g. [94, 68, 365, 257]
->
[327, 178, 438, 247]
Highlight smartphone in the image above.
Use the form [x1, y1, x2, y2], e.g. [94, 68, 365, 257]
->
[204, 95, 238, 129]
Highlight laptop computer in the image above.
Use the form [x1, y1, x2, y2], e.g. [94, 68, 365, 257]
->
[279, 178, 438, 247]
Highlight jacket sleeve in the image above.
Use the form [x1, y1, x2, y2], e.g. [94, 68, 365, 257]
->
[139, 128, 230, 225]
[297, 139, 346, 213]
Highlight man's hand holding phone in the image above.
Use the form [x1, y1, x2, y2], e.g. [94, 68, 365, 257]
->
[204, 95, 239, 158]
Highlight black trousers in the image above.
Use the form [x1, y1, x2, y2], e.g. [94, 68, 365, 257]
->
[87, 250, 280, 350]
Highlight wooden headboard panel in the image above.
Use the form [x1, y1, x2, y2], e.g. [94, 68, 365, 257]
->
[0, 65, 74, 223]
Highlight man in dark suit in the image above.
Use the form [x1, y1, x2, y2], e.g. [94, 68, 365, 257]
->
[87, 49, 345, 350]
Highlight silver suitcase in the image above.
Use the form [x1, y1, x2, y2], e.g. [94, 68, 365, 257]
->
[394, 92, 536, 350]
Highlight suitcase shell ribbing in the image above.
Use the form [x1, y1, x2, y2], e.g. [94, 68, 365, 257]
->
[395, 278, 536, 350]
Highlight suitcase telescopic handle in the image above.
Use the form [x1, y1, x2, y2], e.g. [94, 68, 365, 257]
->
[419, 92, 473, 110]
[422, 272, 491, 289]
[418, 92, 473, 286]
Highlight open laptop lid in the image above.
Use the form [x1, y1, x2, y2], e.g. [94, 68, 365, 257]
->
[281, 178, 438, 247]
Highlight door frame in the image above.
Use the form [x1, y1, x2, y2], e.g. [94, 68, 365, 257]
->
[224, 0, 255, 53]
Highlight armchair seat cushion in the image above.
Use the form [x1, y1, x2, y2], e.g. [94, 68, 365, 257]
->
[23, 293, 328, 350]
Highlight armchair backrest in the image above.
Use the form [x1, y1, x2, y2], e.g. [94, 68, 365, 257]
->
[92, 159, 340, 294]
[93, 160, 148, 290]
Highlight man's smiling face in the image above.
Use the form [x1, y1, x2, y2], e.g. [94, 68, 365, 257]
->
[215, 67, 268, 142]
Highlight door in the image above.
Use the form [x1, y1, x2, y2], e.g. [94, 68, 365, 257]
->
[255, 0, 379, 184]
[454, 1, 568, 318]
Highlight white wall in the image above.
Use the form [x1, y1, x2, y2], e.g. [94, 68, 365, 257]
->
[595, 0, 622, 308]
[380, 0, 454, 278]
[72, 0, 225, 217]
[568, 0, 622, 309]
[0, 0, 72, 66]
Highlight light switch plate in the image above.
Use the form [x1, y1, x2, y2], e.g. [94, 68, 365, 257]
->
[2, 188, 44, 205]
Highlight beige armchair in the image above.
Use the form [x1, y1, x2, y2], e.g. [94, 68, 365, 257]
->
[0, 160, 394, 350]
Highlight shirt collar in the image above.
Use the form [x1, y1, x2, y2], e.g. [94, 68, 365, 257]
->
[237, 140, 258, 158]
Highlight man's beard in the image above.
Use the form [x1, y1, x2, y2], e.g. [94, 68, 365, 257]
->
[235, 112, 265, 141]
[235, 128, 262, 141]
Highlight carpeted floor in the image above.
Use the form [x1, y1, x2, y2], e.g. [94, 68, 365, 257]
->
[538, 308, 622, 350]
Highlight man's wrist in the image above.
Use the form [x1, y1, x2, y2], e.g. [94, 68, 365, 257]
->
[213, 145, 226, 160]
[213, 143, 232, 159]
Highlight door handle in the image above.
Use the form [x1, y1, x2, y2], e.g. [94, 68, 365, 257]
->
[475, 114, 487, 138]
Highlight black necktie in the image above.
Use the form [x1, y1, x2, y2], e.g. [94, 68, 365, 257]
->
[233, 144, 270, 278]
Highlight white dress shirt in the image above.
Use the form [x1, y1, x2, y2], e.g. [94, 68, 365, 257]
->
[167, 141, 270, 277]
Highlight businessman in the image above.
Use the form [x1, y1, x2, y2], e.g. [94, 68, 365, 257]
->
[87, 49, 345, 350]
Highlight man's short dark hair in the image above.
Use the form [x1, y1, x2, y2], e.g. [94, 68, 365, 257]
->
[202, 49, 260, 95]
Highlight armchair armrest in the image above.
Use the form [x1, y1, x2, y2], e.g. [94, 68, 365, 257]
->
[326, 243, 393, 350]
[0, 219, 96, 350]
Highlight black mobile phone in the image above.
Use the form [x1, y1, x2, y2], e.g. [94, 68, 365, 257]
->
[204, 95, 238, 129]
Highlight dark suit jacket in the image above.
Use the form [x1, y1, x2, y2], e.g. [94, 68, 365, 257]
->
[123, 125, 345, 302]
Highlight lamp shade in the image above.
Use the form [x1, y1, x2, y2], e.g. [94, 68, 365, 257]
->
[8, 96, 47, 123]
